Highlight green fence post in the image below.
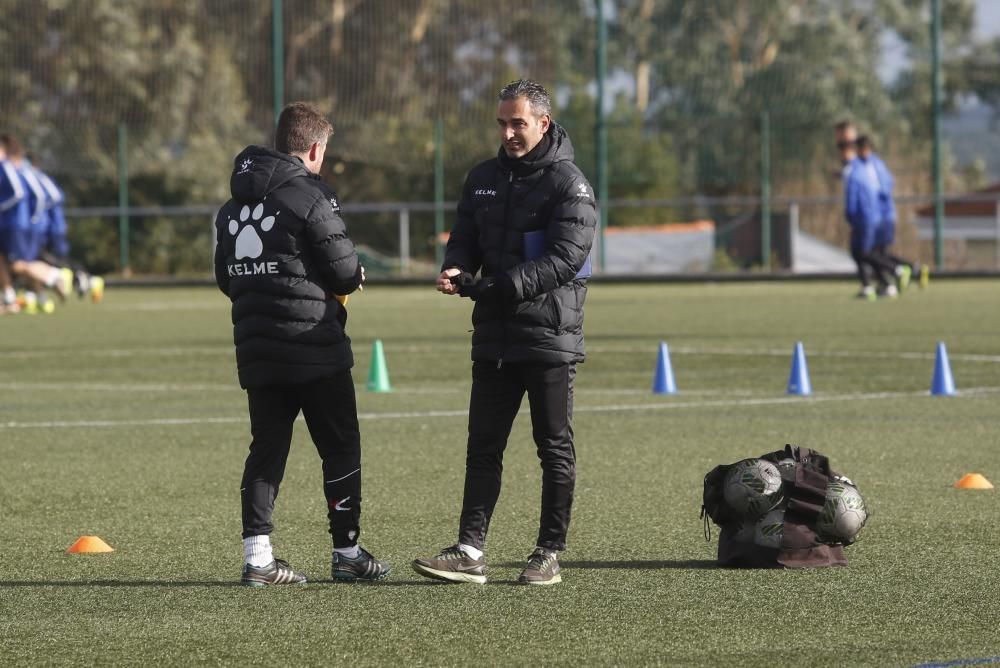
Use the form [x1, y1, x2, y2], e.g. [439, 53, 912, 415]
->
[760, 111, 771, 269]
[272, 0, 284, 126]
[595, 0, 608, 271]
[117, 123, 130, 275]
[434, 118, 445, 268]
[931, 0, 944, 268]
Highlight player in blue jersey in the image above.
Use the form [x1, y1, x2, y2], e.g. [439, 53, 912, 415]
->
[856, 135, 926, 291]
[0, 137, 28, 313]
[835, 122, 898, 300]
[0, 135, 70, 312]
[32, 162, 103, 302]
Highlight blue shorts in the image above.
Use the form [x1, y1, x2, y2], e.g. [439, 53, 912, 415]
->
[5, 219, 44, 262]
[874, 220, 896, 247]
[850, 225, 877, 254]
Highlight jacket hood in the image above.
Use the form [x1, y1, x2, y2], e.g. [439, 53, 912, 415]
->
[230, 145, 311, 203]
[497, 121, 574, 175]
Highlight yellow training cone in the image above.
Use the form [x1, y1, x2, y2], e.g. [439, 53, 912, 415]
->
[954, 473, 994, 490]
[67, 536, 114, 554]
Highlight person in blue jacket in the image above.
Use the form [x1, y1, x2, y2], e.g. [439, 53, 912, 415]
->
[856, 135, 926, 290]
[0, 135, 70, 312]
[838, 133, 898, 299]
[32, 163, 101, 300]
[0, 138, 26, 313]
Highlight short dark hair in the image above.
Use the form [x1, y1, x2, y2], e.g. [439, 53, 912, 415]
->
[0, 133, 24, 158]
[275, 102, 334, 155]
[855, 135, 874, 151]
[498, 79, 552, 117]
[834, 120, 855, 133]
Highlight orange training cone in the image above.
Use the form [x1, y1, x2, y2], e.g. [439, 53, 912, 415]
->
[67, 536, 115, 554]
[954, 473, 994, 490]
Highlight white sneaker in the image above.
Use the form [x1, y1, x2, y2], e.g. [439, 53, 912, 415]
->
[878, 285, 898, 299]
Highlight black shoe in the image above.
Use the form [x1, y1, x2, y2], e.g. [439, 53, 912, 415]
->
[331, 546, 391, 582]
[412, 545, 487, 584]
[241, 558, 307, 587]
[517, 548, 561, 586]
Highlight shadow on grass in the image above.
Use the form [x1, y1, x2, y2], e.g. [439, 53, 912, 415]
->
[0, 580, 244, 588]
[0, 563, 723, 589]
[497, 559, 720, 570]
[0, 578, 446, 588]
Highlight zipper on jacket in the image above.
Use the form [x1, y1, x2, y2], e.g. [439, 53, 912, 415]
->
[496, 169, 515, 370]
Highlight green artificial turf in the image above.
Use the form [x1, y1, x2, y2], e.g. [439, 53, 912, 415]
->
[2, 280, 999, 667]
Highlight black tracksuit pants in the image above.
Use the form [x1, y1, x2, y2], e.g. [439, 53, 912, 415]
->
[241, 371, 362, 548]
[458, 360, 577, 552]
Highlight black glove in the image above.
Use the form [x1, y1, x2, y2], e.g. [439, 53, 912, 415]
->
[455, 272, 514, 304]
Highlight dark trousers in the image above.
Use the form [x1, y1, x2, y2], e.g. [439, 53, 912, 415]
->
[241, 371, 362, 548]
[458, 360, 577, 552]
[875, 244, 914, 273]
[851, 247, 896, 289]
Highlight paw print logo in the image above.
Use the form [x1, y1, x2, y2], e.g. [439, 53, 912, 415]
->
[228, 202, 276, 260]
[237, 158, 253, 175]
[576, 182, 590, 198]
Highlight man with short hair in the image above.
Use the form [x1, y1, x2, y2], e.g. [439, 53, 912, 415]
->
[412, 79, 597, 586]
[214, 101, 389, 586]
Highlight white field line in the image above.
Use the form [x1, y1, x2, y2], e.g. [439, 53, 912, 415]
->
[101, 302, 225, 312]
[3, 387, 998, 430]
[587, 345, 1000, 364]
[0, 382, 737, 397]
[0, 382, 238, 392]
[6, 344, 1000, 363]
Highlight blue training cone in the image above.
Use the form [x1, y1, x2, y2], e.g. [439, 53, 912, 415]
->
[786, 342, 812, 396]
[931, 341, 956, 396]
[652, 341, 677, 395]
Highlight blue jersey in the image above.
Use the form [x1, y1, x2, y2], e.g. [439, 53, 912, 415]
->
[6, 162, 48, 262]
[843, 158, 881, 253]
[0, 158, 28, 254]
[870, 154, 897, 246]
[35, 168, 69, 257]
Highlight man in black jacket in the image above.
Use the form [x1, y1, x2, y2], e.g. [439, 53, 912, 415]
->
[412, 80, 596, 586]
[214, 102, 389, 586]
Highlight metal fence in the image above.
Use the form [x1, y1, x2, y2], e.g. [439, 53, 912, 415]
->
[66, 191, 1000, 279]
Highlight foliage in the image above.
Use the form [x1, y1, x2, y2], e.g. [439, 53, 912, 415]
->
[0, 0, 996, 273]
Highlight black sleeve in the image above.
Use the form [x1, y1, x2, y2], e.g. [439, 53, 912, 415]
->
[212, 215, 230, 297]
[442, 175, 483, 274]
[509, 170, 597, 302]
[303, 192, 363, 296]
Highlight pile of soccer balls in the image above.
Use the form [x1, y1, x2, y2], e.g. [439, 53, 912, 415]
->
[722, 457, 868, 549]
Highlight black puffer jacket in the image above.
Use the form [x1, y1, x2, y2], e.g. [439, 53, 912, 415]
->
[214, 145, 362, 388]
[444, 123, 597, 364]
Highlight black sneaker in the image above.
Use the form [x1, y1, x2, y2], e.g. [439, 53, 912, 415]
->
[517, 548, 561, 586]
[331, 546, 391, 582]
[412, 545, 487, 584]
[241, 558, 307, 587]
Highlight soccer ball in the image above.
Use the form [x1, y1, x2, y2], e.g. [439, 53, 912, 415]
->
[753, 507, 785, 549]
[816, 480, 868, 543]
[775, 457, 796, 482]
[723, 458, 783, 519]
[728, 518, 755, 544]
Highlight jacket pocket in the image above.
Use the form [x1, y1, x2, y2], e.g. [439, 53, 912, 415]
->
[548, 292, 564, 334]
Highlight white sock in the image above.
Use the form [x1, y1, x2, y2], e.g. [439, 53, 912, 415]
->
[458, 543, 483, 560]
[243, 535, 273, 568]
[44, 267, 61, 287]
[3, 287, 15, 304]
[334, 545, 360, 559]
